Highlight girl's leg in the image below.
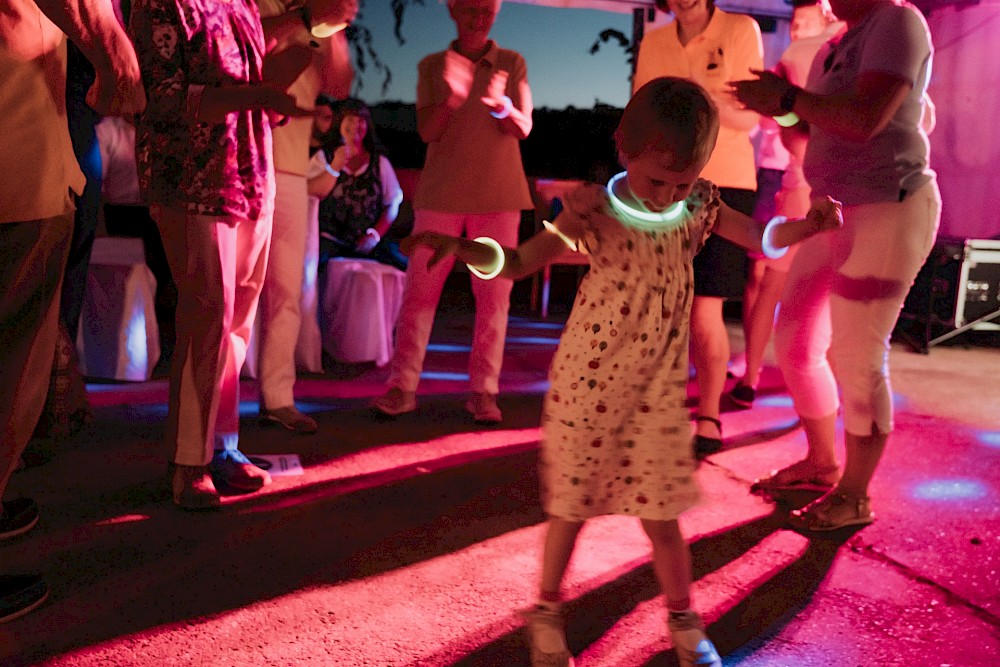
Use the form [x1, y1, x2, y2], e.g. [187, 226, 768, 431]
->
[690, 295, 728, 441]
[741, 266, 786, 390]
[640, 518, 690, 609]
[523, 518, 584, 666]
[642, 518, 721, 667]
[539, 517, 585, 599]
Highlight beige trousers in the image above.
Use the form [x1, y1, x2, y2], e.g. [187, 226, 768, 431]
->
[0, 213, 73, 495]
[153, 206, 271, 466]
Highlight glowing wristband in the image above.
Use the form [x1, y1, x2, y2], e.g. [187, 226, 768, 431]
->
[761, 215, 789, 260]
[542, 220, 578, 252]
[365, 228, 380, 243]
[490, 95, 513, 119]
[773, 112, 800, 128]
[467, 236, 505, 280]
[325, 163, 341, 178]
[606, 171, 686, 230]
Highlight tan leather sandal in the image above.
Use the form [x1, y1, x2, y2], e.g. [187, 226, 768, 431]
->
[788, 489, 875, 532]
[750, 459, 841, 497]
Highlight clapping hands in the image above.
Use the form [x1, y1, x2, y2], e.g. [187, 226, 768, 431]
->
[443, 50, 475, 106]
[728, 69, 790, 117]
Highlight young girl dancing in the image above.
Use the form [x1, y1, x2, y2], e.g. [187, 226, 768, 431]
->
[402, 77, 842, 667]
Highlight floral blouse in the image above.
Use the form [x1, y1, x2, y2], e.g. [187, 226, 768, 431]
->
[130, 0, 273, 222]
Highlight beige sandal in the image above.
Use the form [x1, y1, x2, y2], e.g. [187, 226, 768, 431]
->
[750, 459, 840, 497]
[788, 489, 875, 532]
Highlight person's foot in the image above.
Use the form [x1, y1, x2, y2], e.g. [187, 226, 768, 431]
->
[727, 382, 756, 409]
[0, 499, 40, 540]
[0, 575, 49, 623]
[210, 449, 271, 492]
[372, 387, 417, 417]
[465, 392, 503, 424]
[668, 610, 722, 667]
[788, 488, 875, 532]
[519, 603, 575, 667]
[260, 405, 318, 435]
[169, 464, 221, 510]
[726, 356, 746, 380]
[749, 459, 840, 498]
[693, 415, 723, 459]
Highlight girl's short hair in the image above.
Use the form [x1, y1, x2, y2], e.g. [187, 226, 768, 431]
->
[615, 77, 719, 170]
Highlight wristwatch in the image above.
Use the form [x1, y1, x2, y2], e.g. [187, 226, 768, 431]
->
[779, 85, 801, 114]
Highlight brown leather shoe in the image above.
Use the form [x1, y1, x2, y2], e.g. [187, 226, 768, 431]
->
[465, 392, 503, 424]
[170, 464, 221, 510]
[260, 405, 318, 435]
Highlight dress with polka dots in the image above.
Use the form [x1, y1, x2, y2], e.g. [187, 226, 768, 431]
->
[541, 178, 721, 522]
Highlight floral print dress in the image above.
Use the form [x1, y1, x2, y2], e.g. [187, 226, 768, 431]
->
[541, 179, 721, 522]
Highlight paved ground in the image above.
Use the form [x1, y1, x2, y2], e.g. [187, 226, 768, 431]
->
[2, 305, 998, 667]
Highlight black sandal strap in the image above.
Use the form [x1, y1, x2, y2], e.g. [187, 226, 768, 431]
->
[695, 415, 722, 430]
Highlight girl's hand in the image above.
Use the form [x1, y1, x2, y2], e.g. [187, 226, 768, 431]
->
[354, 230, 379, 254]
[805, 195, 843, 233]
[400, 232, 462, 269]
[329, 146, 348, 172]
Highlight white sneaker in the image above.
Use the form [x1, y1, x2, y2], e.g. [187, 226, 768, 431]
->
[668, 610, 721, 667]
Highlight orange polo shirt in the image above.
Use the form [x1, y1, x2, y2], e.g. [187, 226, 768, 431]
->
[634, 9, 763, 191]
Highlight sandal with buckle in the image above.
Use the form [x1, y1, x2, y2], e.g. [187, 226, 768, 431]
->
[788, 489, 875, 532]
[750, 459, 840, 497]
[693, 415, 723, 459]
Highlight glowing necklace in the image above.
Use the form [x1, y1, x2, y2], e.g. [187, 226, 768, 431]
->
[606, 172, 686, 231]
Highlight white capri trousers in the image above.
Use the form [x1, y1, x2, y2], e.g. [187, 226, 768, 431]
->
[388, 209, 520, 395]
[774, 179, 941, 436]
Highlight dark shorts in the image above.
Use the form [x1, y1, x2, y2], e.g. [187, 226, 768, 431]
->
[693, 187, 757, 299]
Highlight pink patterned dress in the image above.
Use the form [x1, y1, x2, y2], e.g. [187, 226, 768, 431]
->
[541, 179, 721, 522]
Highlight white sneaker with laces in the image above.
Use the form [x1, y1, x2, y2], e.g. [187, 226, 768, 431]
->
[668, 610, 722, 667]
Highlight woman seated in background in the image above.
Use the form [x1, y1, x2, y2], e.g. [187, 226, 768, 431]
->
[308, 97, 406, 271]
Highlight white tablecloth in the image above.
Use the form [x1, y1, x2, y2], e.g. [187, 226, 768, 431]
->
[76, 237, 160, 381]
[321, 258, 406, 366]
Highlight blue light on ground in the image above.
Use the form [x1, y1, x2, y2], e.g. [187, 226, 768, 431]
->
[508, 318, 566, 330]
[506, 336, 560, 345]
[912, 479, 988, 501]
[419, 371, 470, 381]
[978, 431, 1000, 449]
[426, 343, 472, 352]
[134, 401, 274, 418]
[755, 395, 795, 408]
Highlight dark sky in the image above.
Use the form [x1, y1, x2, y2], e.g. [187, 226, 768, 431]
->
[354, 1, 635, 109]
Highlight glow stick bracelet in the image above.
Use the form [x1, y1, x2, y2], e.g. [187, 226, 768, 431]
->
[467, 236, 505, 280]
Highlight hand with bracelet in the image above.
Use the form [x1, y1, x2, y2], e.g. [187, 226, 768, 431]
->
[355, 227, 381, 254]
